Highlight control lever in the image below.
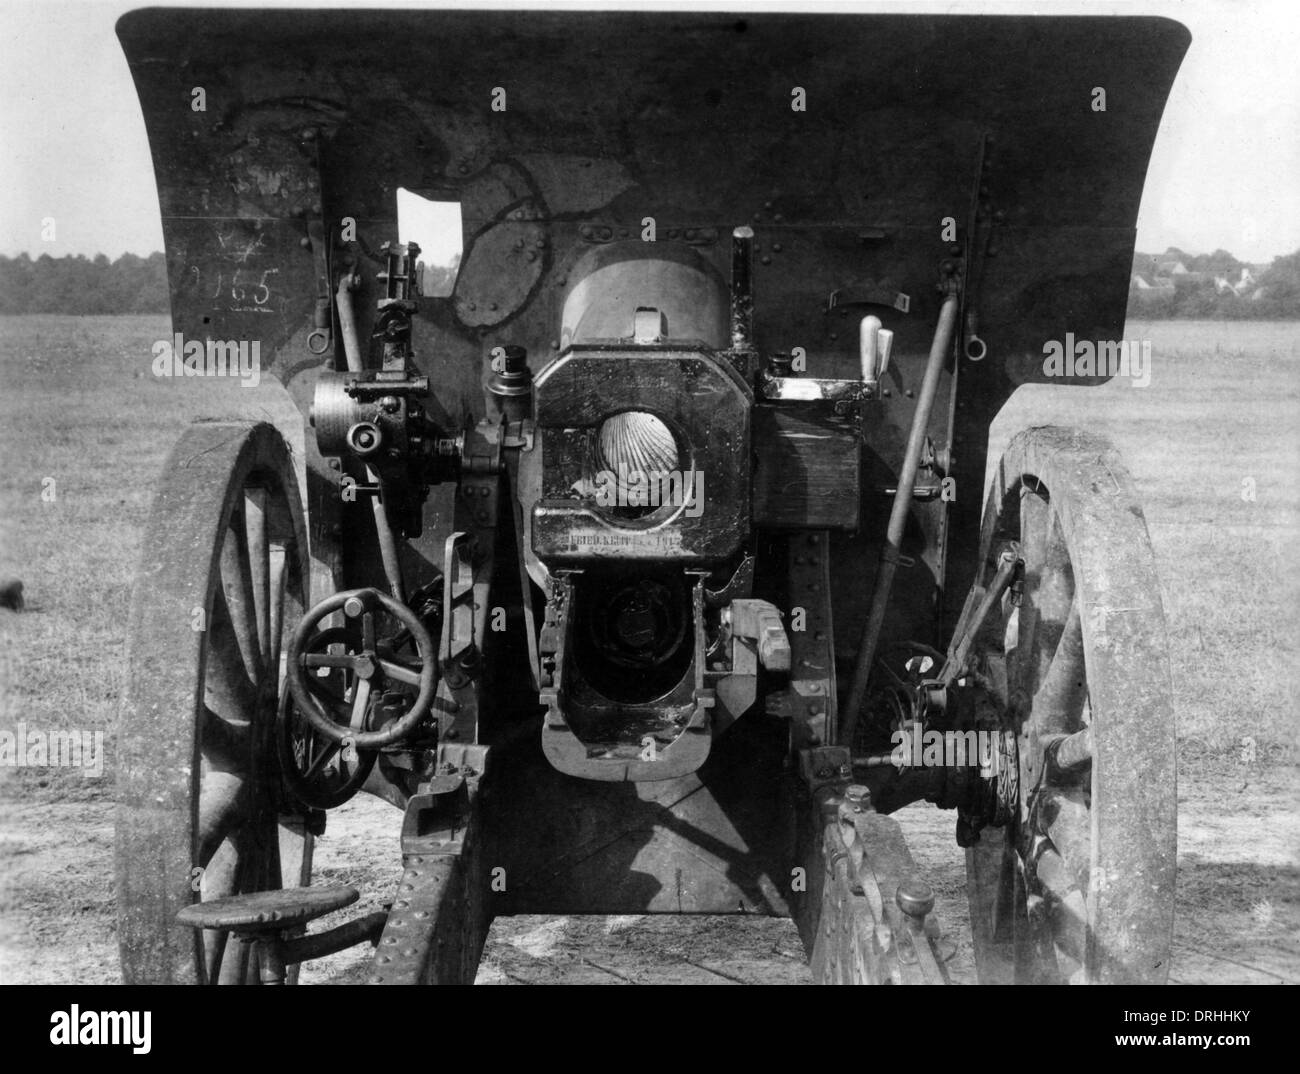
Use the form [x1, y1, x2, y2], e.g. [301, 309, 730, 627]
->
[724, 598, 791, 672]
[859, 315, 894, 389]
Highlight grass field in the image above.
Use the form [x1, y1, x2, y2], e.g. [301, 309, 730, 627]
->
[0, 314, 1296, 983]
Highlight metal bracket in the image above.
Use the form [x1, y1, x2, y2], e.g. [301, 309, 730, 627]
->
[825, 287, 911, 315]
[766, 533, 837, 749]
[369, 743, 489, 985]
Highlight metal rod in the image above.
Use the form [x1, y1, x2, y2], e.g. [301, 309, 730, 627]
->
[335, 272, 364, 373]
[730, 226, 755, 350]
[335, 277, 406, 603]
[1045, 725, 1093, 774]
[840, 291, 960, 746]
[939, 549, 1020, 687]
[859, 314, 882, 386]
[280, 910, 389, 964]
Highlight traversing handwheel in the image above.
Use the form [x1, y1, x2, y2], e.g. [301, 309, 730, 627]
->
[286, 587, 437, 751]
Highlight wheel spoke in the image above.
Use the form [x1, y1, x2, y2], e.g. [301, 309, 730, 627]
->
[247, 808, 285, 894]
[199, 837, 241, 900]
[1032, 598, 1086, 735]
[200, 839, 242, 984]
[219, 513, 265, 687]
[244, 486, 271, 672]
[1034, 846, 1088, 967]
[204, 931, 229, 985]
[206, 591, 259, 721]
[278, 822, 313, 891]
[200, 704, 251, 767]
[197, 770, 248, 869]
[268, 542, 288, 685]
[1014, 862, 1060, 984]
[1039, 787, 1091, 890]
[965, 830, 1022, 984]
[1029, 510, 1074, 685]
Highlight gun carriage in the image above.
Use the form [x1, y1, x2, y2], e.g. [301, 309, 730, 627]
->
[115, 9, 1187, 984]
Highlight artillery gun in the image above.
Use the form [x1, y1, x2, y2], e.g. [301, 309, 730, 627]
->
[115, 8, 1187, 984]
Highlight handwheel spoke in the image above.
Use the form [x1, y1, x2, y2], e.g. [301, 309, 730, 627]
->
[349, 678, 372, 731]
[302, 737, 343, 780]
[304, 653, 360, 670]
[378, 658, 422, 687]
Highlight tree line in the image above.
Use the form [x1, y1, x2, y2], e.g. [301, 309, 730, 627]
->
[0, 252, 169, 315]
[1, 247, 1297, 319]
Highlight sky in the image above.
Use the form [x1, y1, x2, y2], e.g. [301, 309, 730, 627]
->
[2, 0, 1297, 263]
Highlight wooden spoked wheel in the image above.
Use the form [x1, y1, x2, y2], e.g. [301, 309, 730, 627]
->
[963, 426, 1176, 984]
[117, 421, 314, 984]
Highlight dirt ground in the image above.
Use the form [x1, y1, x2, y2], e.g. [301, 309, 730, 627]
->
[0, 315, 1297, 984]
[0, 763, 1294, 984]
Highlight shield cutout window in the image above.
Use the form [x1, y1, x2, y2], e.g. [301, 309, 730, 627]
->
[396, 188, 462, 297]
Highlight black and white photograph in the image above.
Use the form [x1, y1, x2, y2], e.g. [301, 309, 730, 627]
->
[0, 0, 1295, 1035]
